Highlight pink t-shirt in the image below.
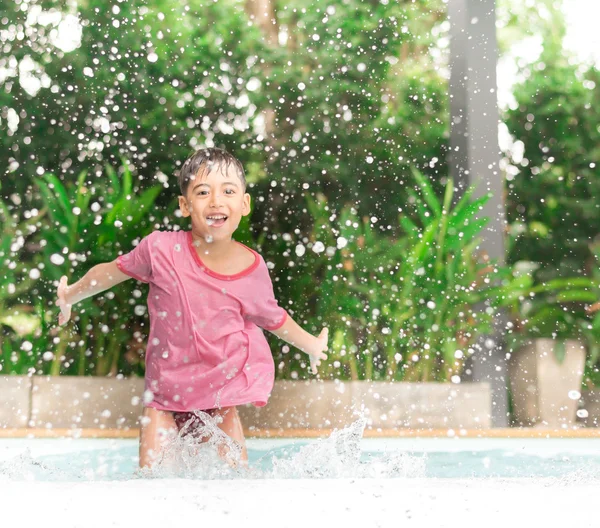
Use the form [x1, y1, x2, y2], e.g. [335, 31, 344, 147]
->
[116, 230, 288, 412]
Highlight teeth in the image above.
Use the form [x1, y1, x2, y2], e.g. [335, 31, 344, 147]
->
[206, 216, 227, 226]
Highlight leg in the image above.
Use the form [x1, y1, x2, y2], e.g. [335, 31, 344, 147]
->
[139, 407, 178, 469]
[208, 406, 248, 465]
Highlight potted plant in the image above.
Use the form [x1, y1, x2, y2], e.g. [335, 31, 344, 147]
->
[506, 244, 600, 428]
[248, 171, 530, 430]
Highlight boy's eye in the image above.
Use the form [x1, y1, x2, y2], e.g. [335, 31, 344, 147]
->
[196, 189, 235, 196]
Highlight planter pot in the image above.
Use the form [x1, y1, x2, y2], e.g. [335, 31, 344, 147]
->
[350, 381, 491, 429]
[1, 376, 491, 431]
[508, 338, 585, 428]
[0, 376, 31, 428]
[30, 376, 145, 429]
[239, 380, 355, 430]
[238, 380, 492, 430]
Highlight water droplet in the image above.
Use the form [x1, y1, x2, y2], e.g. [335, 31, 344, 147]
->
[143, 390, 154, 404]
[336, 237, 348, 249]
[312, 241, 325, 254]
[50, 254, 65, 265]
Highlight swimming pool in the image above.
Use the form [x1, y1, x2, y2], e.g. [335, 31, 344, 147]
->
[1, 427, 599, 528]
[2, 436, 600, 480]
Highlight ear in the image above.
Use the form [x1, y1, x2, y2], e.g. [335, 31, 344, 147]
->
[178, 195, 191, 218]
[241, 192, 251, 217]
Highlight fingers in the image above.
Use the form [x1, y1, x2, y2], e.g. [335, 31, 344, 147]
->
[310, 356, 320, 375]
[57, 277, 71, 326]
[320, 328, 329, 347]
[59, 313, 70, 326]
[310, 327, 329, 373]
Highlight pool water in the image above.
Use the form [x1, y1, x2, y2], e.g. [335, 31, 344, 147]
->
[1, 426, 600, 481]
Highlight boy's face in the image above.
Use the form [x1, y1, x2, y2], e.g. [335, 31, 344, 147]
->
[178, 163, 251, 242]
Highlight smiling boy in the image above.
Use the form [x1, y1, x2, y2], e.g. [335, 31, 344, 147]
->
[55, 147, 329, 468]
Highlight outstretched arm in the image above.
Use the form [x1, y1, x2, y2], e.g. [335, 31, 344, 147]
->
[55, 260, 131, 326]
[269, 315, 328, 374]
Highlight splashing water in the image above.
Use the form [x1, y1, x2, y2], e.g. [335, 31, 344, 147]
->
[137, 413, 425, 480]
[268, 417, 425, 479]
[137, 410, 246, 480]
[0, 414, 426, 481]
[0, 450, 49, 481]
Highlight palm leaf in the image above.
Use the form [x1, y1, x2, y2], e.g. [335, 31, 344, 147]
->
[411, 167, 442, 217]
[43, 174, 73, 220]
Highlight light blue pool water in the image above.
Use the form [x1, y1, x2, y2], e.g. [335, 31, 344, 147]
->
[2, 435, 600, 481]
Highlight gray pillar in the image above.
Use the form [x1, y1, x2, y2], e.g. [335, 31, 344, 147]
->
[448, 0, 509, 427]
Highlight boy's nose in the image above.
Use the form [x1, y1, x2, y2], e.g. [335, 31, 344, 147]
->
[209, 192, 224, 205]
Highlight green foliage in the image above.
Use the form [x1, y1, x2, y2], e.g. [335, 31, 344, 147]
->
[499, 0, 600, 374]
[1, 0, 267, 211]
[0, 197, 44, 372]
[3, 0, 597, 389]
[503, 241, 600, 370]
[0, 162, 162, 377]
[253, 0, 449, 237]
[503, 3, 600, 284]
[267, 171, 528, 382]
[1, 0, 449, 237]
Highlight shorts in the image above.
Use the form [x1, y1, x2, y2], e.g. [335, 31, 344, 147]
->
[172, 409, 217, 436]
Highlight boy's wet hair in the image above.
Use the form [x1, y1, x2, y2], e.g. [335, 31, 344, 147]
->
[177, 147, 246, 196]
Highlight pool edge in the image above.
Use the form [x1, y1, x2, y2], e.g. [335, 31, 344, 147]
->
[1, 427, 600, 439]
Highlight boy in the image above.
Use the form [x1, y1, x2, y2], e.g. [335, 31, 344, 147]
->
[55, 148, 329, 468]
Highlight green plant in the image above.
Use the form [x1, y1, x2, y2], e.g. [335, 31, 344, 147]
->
[268, 170, 530, 382]
[502, 2, 600, 285]
[504, 241, 600, 369]
[0, 197, 47, 373]
[35, 163, 162, 376]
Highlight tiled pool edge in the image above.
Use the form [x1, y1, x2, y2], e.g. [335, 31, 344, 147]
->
[1, 427, 600, 439]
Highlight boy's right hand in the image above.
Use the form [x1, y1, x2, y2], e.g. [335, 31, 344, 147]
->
[55, 276, 72, 326]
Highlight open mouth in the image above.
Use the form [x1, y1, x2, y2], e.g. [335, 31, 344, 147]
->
[206, 214, 228, 227]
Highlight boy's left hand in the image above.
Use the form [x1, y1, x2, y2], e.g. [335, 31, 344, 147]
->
[309, 327, 329, 375]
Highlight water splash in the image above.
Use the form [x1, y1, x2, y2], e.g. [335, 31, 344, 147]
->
[1, 415, 424, 481]
[136, 410, 247, 480]
[268, 417, 426, 479]
[0, 449, 73, 481]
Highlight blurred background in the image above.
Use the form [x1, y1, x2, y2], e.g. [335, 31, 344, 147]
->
[1, 0, 599, 429]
